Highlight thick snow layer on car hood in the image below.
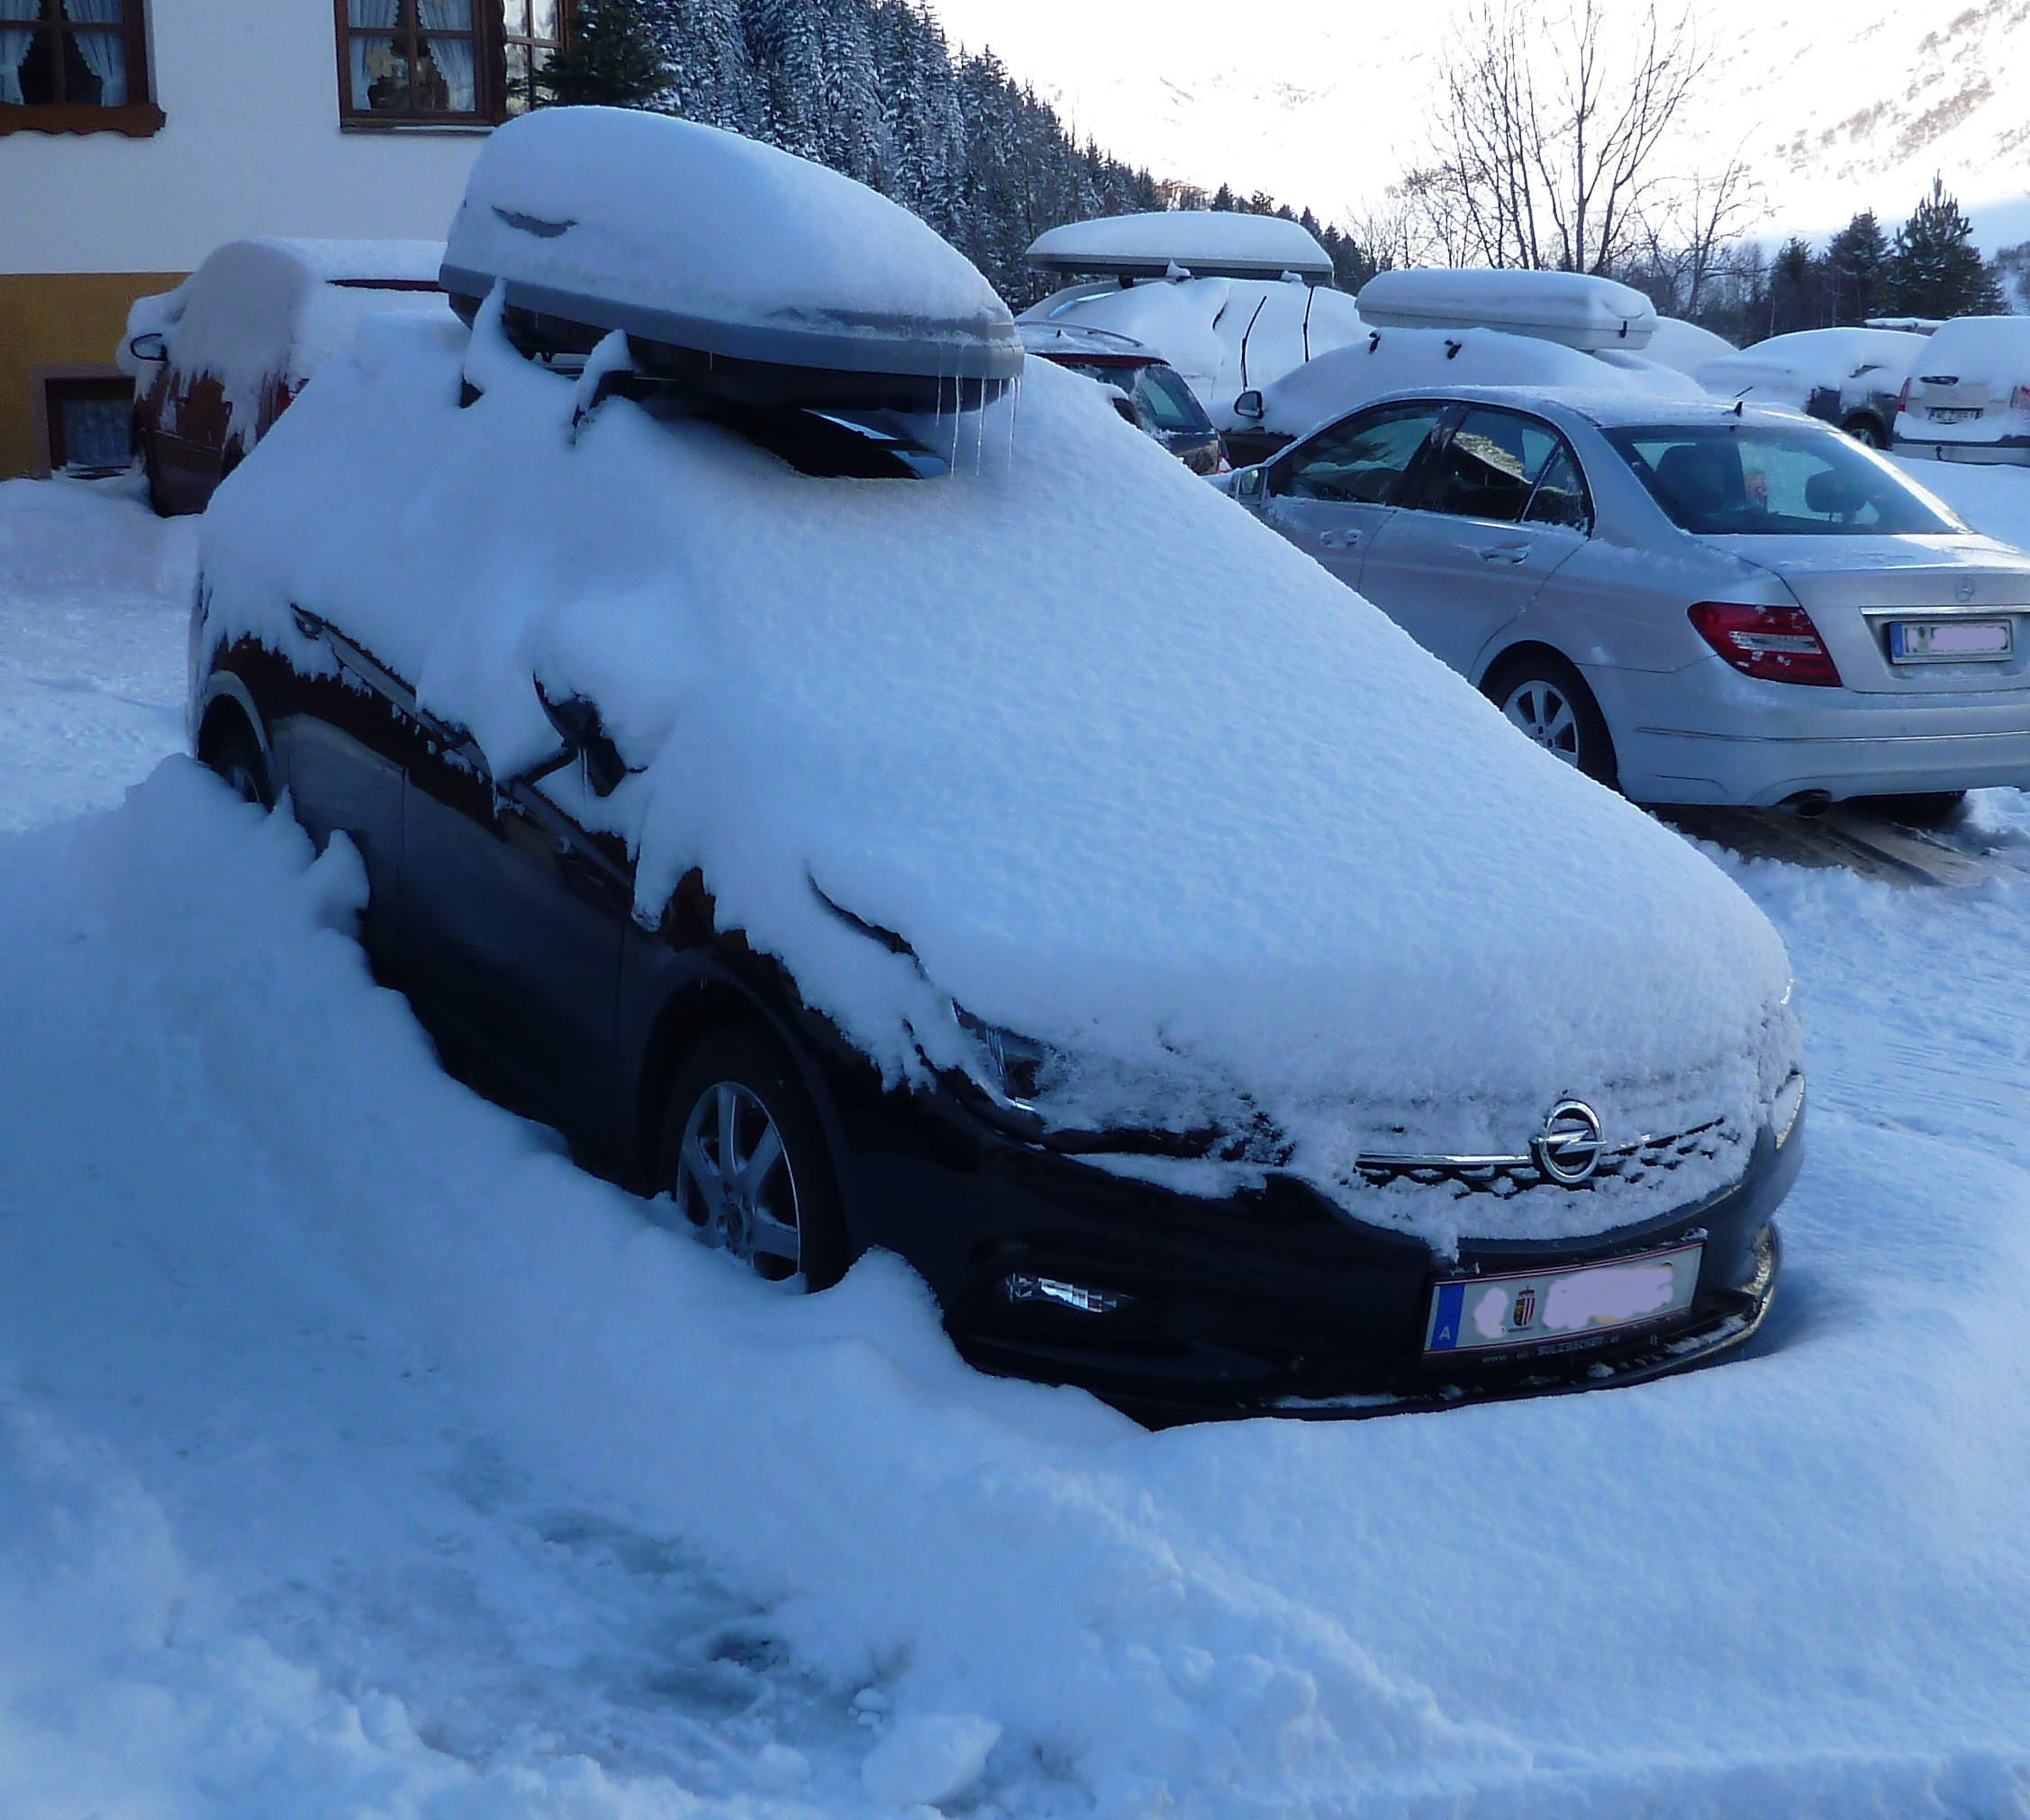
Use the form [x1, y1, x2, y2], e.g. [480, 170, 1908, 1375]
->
[201, 310, 1797, 1247]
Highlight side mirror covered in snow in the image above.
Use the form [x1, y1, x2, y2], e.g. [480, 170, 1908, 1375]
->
[530, 682, 630, 798]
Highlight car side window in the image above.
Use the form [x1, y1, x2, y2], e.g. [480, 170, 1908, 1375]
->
[1277, 404, 1445, 505]
[1416, 408, 1564, 523]
[1524, 444, 1590, 530]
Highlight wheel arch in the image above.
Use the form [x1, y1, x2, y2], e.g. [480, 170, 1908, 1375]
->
[1473, 638, 1621, 789]
[630, 970, 856, 1234]
[194, 672, 275, 782]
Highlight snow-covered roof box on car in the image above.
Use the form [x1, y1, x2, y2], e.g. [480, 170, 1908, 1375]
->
[441, 107, 1020, 405]
[1357, 269, 1657, 352]
[1025, 212, 1336, 284]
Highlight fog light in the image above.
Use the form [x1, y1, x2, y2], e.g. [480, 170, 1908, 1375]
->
[1002, 1272, 1128, 1315]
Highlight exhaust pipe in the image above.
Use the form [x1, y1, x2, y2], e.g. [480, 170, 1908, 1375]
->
[1781, 790, 1834, 819]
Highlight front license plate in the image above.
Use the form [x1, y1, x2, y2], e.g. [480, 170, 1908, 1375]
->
[1929, 407, 1980, 423]
[1890, 619, 2013, 663]
[1425, 1243, 1703, 1354]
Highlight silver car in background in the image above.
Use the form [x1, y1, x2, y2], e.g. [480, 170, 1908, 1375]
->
[1229, 388, 2030, 815]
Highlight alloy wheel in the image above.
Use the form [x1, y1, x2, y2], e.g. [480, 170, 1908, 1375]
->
[675, 1080, 802, 1279]
[1501, 678, 1581, 765]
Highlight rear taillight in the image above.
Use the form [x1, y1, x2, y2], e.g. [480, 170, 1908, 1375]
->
[1896, 377, 1911, 413]
[1689, 602, 1843, 687]
[2013, 386, 2030, 412]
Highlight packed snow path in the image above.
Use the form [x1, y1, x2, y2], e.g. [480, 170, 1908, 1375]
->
[3, 477, 2030, 1817]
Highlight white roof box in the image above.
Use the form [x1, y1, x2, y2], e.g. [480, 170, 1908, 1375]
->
[1025, 212, 1335, 284]
[1355, 268, 1656, 353]
[441, 107, 1020, 408]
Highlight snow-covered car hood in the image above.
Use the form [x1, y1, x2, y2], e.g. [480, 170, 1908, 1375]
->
[200, 311, 1799, 1249]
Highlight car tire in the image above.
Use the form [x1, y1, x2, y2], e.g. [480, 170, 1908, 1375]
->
[1481, 650, 1619, 789]
[199, 712, 274, 810]
[1841, 414, 1890, 450]
[658, 1025, 847, 1290]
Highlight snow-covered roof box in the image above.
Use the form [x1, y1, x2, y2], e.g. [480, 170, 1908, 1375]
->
[1025, 213, 1336, 284]
[441, 107, 1020, 409]
[1356, 269, 1657, 353]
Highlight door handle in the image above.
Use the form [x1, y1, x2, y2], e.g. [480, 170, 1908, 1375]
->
[1479, 544, 1530, 564]
[1320, 529, 1361, 549]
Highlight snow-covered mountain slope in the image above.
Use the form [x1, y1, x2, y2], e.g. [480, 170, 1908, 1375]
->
[929, 0, 2030, 251]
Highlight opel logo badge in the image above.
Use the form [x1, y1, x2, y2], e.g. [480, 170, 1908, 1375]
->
[1534, 1100, 1605, 1185]
[1956, 582, 1976, 603]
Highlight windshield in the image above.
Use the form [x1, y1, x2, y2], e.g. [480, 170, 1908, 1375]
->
[1606, 423, 1962, 537]
[1056, 359, 1211, 435]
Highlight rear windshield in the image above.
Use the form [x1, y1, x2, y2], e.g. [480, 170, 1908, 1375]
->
[1056, 359, 1212, 435]
[1605, 424, 1962, 536]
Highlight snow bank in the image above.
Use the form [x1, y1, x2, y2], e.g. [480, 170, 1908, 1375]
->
[202, 306, 1794, 1249]
[1355, 269, 1656, 351]
[1890, 455, 2030, 550]
[1253, 325, 1698, 439]
[1026, 210, 1335, 281]
[4, 762, 2028, 1817]
[444, 107, 1017, 384]
[1020, 276, 1364, 415]
[1695, 326, 1925, 410]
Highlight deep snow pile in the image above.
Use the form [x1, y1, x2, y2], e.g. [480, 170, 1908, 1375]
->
[4, 760, 2030, 1818]
[1694, 327, 1926, 412]
[1892, 455, 2030, 550]
[200, 307, 1795, 1245]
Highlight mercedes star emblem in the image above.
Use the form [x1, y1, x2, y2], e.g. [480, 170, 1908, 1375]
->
[1535, 1100, 1605, 1185]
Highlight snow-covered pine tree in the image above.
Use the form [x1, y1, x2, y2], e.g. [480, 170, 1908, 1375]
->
[535, 0, 670, 107]
[1882, 178, 2005, 319]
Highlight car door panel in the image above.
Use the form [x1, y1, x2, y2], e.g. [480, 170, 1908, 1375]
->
[402, 736, 630, 1145]
[1257, 402, 1451, 596]
[1358, 409, 1592, 675]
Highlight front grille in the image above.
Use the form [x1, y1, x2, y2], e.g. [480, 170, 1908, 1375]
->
[1352, 1118, 1734, 1197]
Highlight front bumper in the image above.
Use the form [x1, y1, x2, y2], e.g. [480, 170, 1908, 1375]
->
[847, 1081, 1803, 1425]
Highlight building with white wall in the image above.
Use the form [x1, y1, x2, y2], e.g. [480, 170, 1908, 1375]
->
[0, 0, 565, 477]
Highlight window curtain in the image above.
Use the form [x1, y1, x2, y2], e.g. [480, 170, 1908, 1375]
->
[347, 0, 397, 109]
[416, 0, 473, 112]
[61, 0, 125, 104]
[0, 0, 39, 109]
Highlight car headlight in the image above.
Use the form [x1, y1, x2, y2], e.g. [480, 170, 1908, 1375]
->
[1770, 1069, 1806, 1149]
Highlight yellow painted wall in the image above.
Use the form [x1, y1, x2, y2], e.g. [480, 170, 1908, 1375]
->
[0, 271, 185, 479]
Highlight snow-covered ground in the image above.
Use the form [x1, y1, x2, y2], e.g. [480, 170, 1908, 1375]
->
[5, 475, 2030, 1816]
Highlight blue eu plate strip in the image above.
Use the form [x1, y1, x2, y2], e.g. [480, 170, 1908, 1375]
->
[1429, 1281, 1464, 1351]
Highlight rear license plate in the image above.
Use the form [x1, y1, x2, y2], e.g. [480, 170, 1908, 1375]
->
[1928, 407, 1980, 423]
[1425, 1243, 1702, 1354]
[1889, 619, 2013, 663]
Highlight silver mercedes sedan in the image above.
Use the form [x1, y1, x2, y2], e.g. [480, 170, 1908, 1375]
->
[1228, 388, 2030, 814]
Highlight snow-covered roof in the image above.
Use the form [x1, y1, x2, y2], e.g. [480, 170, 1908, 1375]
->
[199, 308, 1795, 1251]
[1642, 316, 1737, 376]
[1020, 277, 1365, 416]
[1356, 269, 1657, 352]
[1696, 327, 1926, 406]
[1254, 326, 1696, 439]
[1025, 212, 1336, 283]
[1910, 315, 2030, 377]
[441, 107, 1019, 387]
